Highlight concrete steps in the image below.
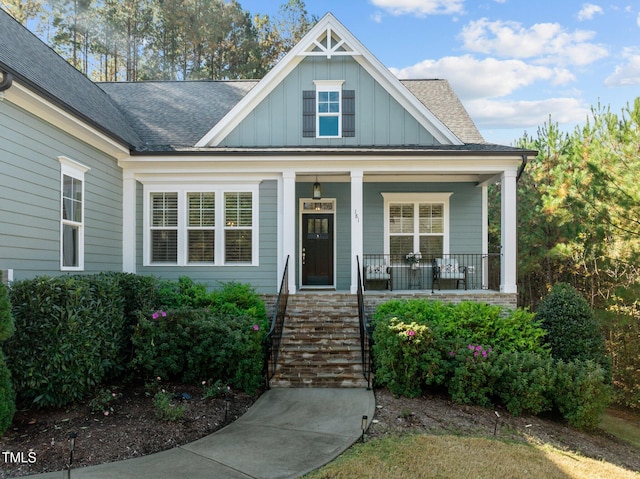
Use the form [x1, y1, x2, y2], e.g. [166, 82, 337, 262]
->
[269, 293, 368, 388]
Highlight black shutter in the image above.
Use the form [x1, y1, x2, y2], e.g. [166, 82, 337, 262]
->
[342, 90, 355, 137]
[302, 90, 316, 137]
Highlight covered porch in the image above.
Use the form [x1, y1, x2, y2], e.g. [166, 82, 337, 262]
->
[278, 154, 520, 298]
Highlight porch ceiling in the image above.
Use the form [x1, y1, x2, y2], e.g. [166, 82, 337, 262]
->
[296, 172, 499, 184]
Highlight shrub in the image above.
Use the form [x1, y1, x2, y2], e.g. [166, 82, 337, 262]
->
[447, 344, 496, 407]
[0, 283, 15, 434]
[490, 351, 555, 416]
[5, 275, 125, 407]
[536, 283, 609, 371]
[553, 359, 611, 429]
[372, 317, 437, 397]
[156, 276, 213, 309]
[131, 282, 268, 395]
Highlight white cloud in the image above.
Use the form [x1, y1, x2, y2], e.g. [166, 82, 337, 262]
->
[577, 3, 603, 21]
[467, 98, 590, 130]
[369, 0, 464, 16]
[459, 18, 608, 66]
[370, 11, 383, 23]
[390, 55, 572, 100]
[605, 48, 640, 86]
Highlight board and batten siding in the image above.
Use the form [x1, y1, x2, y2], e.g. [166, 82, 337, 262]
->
[0, 100, 123, 280]
[136, 180, 278, 294]
[220, 56, 438, 148]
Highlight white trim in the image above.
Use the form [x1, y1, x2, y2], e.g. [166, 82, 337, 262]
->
[314, 80, 344, 139]
[59, 157, 89, 271]
[299, 198, 337, 289]
[142, 184, 259, 267]
[195, 13, 461, 147]
[351, 170, 364, 294]
[500, 170, 518, 293]
[381, 192, 452, 257]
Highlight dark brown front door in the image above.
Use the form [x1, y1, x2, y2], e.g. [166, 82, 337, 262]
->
[302, 214, 334, 286]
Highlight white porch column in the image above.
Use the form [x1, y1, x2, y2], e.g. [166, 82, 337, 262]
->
[482, 185, 489, 289]
[500, 169, 518, 294]
[123, 173, 137, 273]
[282, 170, 297, 294]
[351, 170, 364, 294]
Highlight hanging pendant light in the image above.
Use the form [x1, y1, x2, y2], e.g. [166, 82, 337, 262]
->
[312, 177, 322, 200]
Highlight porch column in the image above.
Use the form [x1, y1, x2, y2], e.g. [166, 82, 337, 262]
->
[351, 169, 364, 294]
[500, 169, 518, 294]
[282, 170, 297, 294]
[123, 172, 136, 273]
[482, 185, 489, 289]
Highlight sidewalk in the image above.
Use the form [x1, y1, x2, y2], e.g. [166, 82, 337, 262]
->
[23, 388, 375, 479]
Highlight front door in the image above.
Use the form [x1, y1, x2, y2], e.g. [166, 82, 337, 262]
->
[302, 214, 334, 286]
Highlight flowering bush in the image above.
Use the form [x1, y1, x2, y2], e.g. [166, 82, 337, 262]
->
[447, 344, 496, 407]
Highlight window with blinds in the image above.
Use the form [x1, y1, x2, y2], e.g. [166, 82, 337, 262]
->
[224, 192, 253, 263]
[146, 188, 256, 266]
[150, 192, 178, 263]
[389, 202, 444, 258]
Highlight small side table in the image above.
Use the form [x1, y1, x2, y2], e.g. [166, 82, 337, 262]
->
[408, 265, 422, 289]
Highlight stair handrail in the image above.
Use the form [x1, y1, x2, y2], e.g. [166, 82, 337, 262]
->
[264, 255, 290, 389]
[356, 255, 373, 389]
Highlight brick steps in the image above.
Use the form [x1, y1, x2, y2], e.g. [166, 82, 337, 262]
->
[269, 293, 368, 388]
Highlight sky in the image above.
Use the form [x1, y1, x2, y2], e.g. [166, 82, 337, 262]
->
[240, 0, 640, 145]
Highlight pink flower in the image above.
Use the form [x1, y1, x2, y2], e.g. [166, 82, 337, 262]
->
[152, 312, 159, 320]
[449, 351, 455, 357]
[104, 411, 109, 416]
[482, 350, 488, 358]
[407, 330, 415, 337]
[468, 344, 475, 350]
[112, 393, 116, 397]
[253, 324, 260, 331]
[476, 345, 483, 351]
[474, 351, 479, 357]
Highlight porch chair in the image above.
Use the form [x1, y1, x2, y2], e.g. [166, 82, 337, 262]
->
[363, 258, 393, 291]
[432, 258, 468, 291]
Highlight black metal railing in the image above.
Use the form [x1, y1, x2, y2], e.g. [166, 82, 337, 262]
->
[356, 256, 374, 389]
[361, 253, 501, 291]
[264, 255, 289, 389]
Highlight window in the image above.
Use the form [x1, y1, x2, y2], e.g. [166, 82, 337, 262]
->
[59, 157, 89, 270]
[145, 186, 258, 266]
[303, 80, 355, 138]
[383, 193, 451, 260]
[224, 192, 253, 263]
[188, 192, 215, 263]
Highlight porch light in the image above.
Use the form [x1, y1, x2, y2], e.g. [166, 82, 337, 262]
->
[361, 415, 368, 442]
[313, 177, 322, 200]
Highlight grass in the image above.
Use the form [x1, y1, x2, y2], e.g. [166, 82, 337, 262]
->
[304, 434, 640, 479]
[599, 410, 640, 449]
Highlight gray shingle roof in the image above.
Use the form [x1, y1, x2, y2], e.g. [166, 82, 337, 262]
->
[97, 81, 257, 150]
[0, 10, 141, 148]
[400, 79, 486, 144]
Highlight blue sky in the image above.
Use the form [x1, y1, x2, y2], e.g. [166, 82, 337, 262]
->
[241, 0, 640, 145]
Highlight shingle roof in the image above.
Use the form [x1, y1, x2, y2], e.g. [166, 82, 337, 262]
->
[400, 79, 486, 144]
[97, 81, 257, 150]
[0, 10, 141, 148]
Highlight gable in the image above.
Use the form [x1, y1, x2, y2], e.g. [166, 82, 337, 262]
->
[219, 55, 440, 147]
[196, 13, 462, 148]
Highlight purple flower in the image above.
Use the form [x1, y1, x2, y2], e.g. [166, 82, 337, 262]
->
[468, 344, 475, 350]
[449, 351, 455, 357]
[152, 311, 159, 320]
[476, 345, 483, 351]
[482, 350, 488, 358]
[474, 351, 479, 357]
[253, 324, 260, 331]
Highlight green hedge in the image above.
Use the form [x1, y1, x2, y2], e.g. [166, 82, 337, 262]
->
[372, 299, 611, 429]
[0, 283, 15, 434]
[131, 309, 267, 395]
[5, 275, 125, 407]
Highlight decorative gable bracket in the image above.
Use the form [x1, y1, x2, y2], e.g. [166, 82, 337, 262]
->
[301, 26, 360, 59]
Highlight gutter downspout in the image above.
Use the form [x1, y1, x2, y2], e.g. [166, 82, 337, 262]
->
[516, 154, 528, 182]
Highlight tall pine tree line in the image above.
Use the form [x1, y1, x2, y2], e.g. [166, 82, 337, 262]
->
[0, 0, 316, 81]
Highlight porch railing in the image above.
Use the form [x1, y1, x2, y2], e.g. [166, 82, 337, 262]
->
[362, 253, 501, 291]
[356, 256, 374, 389]
[264, 255, 289, 389]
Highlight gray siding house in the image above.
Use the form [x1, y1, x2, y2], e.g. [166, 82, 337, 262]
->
[0, 11, 534, 304]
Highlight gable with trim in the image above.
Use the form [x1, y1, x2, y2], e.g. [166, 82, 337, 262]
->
[197, 13, 463, 149]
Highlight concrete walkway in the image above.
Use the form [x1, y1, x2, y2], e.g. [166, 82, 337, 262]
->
[25, 388, 375, 479]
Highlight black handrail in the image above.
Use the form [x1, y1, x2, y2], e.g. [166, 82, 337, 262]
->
[356, 255, 373, 390]
[264, 255, 289, 389]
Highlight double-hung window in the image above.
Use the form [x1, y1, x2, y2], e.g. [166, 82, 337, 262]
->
[59, 157, 89, 271]
[303, 80, 355, 138]
[145, 186, 258, 266]
[383, 193, 451, 260]
[316, 84, 341, 137]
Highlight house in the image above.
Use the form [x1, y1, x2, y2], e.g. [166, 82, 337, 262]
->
[0, 11, 535, 308]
